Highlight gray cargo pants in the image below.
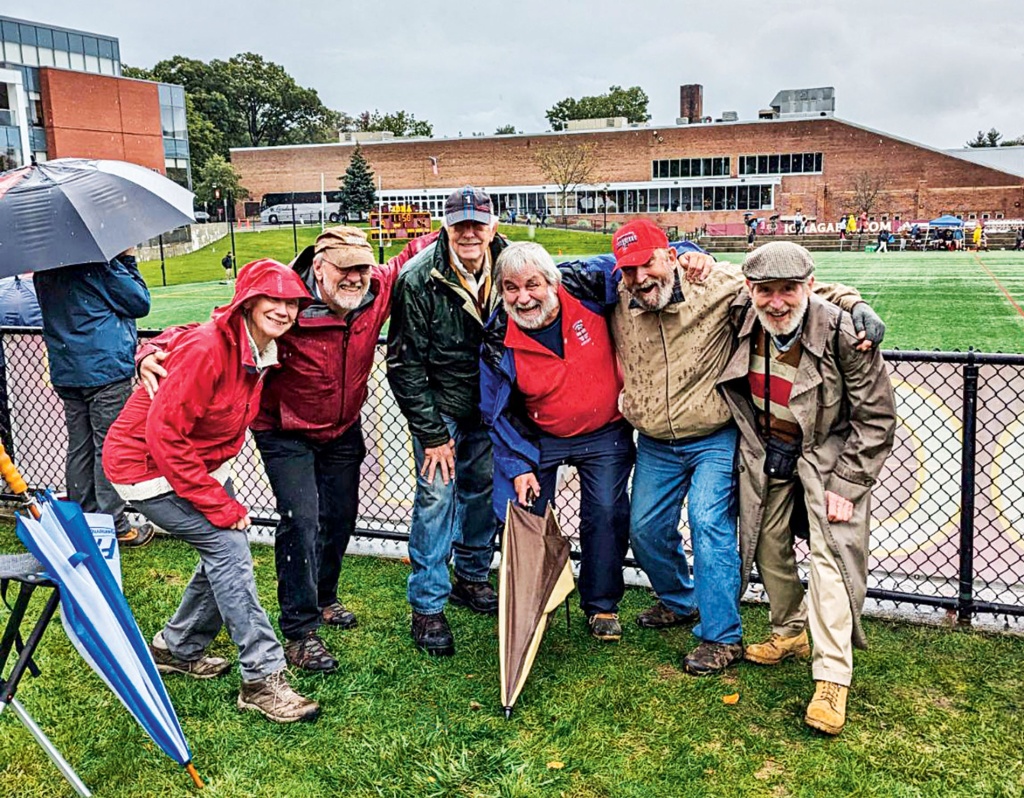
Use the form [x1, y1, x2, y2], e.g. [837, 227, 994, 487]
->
[132, 483, 286, 681]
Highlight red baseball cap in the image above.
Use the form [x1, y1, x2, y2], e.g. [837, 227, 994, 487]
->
[612, 219, 669, 270]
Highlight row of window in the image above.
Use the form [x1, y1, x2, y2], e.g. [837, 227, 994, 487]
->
[738, 152, 823, 175]
[653, 153, 825, 180]
[2, 43, 118, 76]
[372, 184, 777, 219]
[0, 19, 119, 62]
[653, 157, 730, 179]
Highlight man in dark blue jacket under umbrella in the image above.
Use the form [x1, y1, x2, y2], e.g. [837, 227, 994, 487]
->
[34, 249, 155, 547]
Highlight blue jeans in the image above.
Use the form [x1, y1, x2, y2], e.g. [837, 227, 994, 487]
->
[407, 416, 497, 615]
[533, 421, 633, 615]
[630, 425, 742, 645]
[253, 422, 365, 641]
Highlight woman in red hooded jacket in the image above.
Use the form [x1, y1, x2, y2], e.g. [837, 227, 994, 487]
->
[103, 258, 319, 724]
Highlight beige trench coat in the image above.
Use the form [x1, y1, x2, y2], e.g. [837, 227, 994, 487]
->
[717, 293, 897, 649]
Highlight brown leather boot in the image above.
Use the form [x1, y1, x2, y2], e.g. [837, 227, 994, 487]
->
[744, 630, 811, 665]
[805, 680, 849, 735]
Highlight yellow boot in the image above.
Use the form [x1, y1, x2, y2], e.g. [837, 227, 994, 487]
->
[805, 680, 848, 735]
[744, 630, 811, 665]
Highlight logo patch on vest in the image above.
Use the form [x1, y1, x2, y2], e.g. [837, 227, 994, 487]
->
[572, 319, 592, 346]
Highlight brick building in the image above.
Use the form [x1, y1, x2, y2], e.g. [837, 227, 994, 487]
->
[231, 109, 1024, 233]
[0, 15, 190, 185]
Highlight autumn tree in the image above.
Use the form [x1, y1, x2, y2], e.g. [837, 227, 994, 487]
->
[534, 140, 597, 226]
[848, 171, 888, 217]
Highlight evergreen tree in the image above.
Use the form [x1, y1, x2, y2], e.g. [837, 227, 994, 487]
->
[339, 145, 376, 217]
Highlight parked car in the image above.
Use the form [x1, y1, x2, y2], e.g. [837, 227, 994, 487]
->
[193, 210, 211, 223]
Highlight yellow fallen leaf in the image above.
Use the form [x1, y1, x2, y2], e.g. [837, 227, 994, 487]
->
[546, 761, 565, 770]
[722, 693, 740, 705]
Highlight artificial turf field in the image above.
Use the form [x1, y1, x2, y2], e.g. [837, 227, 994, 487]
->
[143, 238, 1024, 354]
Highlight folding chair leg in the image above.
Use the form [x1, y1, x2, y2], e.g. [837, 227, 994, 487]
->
[1, 697, 92, 797]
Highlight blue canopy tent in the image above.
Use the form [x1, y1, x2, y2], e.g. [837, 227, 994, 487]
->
[926, 215, 964, 248]
[928, 214, 964, 228]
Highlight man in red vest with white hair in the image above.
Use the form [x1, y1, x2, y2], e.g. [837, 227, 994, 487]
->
[480, 241, 713, 641]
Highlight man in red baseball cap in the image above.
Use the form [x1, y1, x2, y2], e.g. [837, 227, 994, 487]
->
[601, 218, 886, 676]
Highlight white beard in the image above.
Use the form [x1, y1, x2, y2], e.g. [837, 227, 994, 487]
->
[628, 275, 674, 311]
[754, 293, 809, 338]
[505, 288, 559, 330]
[321, 275, 370, 312]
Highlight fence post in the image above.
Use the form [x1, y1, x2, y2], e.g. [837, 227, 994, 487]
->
[957, 349, 979, 625]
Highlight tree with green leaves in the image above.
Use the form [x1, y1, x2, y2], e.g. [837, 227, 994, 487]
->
[545, 85, 650, 130]
[495, 124, 519, 135]
[357, 109, 432, 137]
[193, 153, 248, 207]
[128, 53, 342, 171]
[338, 145, 376, 217]
[222, 53, 338, 148]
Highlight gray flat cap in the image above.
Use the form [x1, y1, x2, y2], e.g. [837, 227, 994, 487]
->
[742, 241, 815, 283]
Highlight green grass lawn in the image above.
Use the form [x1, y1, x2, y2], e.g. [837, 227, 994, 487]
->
[142, 236, 1024, 353]
[1, 527, 1021, 797]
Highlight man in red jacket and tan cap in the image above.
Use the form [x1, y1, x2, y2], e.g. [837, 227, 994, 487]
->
[140, 226, 435, 673]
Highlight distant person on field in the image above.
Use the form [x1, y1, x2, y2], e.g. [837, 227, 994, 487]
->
[875, 229, 888, 253]
[793, 210, 804, 235]
[1015, 227, 1024, 250]
[718, 242, 896, 736]
[746, 215, 759, 249]
[845, 215, 857, 239]
[34, 249, 155, 548]
[222, 251, 235, 283]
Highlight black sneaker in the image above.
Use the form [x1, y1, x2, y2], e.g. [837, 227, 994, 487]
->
[117, 522, 156, 548]
[411, 611, 455, 657]
[635, 601, 699, 629]
[683, 641, 744, 676]
[320, 601, 357, 629]
[283, 631, 338, 673]
[448, 578, 499, 615]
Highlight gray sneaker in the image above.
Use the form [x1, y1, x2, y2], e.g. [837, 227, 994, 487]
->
[150, 632, 231, 679]
[237, 669, 319, 724]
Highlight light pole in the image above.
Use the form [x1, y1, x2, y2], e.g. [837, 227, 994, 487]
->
[227, 191, 237, 278]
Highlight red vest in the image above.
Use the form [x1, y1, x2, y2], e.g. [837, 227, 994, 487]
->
[506, 286, 623, 438]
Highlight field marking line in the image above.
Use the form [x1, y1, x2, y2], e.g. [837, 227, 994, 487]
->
[974, 253, 1024, 320]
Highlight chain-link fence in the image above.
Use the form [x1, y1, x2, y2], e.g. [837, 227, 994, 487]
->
[2, 328, 1023, 624]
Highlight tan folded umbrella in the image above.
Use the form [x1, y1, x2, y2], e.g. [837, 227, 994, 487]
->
[498, 501, 575, 718]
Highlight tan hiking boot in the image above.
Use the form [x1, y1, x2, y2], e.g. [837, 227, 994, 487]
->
[237, 669, 319, 723]
[150, 632, 231, 679]
[745, 630, 811, 665]
[805, 680, 849, 735]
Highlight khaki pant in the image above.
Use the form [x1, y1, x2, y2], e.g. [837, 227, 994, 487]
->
[756, 478, 853, 686]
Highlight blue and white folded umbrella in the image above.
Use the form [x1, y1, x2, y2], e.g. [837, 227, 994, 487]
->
[16, 493, 198, 784]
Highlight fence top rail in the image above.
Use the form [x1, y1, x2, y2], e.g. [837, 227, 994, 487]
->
[4, 327, 1024, 366]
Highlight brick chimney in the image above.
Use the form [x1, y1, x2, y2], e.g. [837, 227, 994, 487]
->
[680, 84, 703, 123]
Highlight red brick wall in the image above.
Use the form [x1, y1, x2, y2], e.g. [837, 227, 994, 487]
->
[40, 69, 165, 172]
[231, 118, 1024, 227]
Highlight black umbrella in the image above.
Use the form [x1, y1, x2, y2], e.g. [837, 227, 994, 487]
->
[0, 158, 194, 276]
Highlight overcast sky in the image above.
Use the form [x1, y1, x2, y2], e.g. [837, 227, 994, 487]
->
[6, 0, 1024, 149]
